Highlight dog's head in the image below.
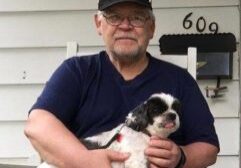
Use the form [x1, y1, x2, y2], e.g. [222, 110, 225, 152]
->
[126, 93, 180, 138]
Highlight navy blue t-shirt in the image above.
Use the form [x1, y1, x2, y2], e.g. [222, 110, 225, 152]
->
[31, 51, 219, 148]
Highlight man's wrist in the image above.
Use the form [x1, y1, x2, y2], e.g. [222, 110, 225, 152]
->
[175, 147, 186, 168]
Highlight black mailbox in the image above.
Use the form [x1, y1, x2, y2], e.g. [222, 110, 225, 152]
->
[159, 33, 236, 79]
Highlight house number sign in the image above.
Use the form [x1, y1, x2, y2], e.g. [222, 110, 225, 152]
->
[183, 12, 219, 33]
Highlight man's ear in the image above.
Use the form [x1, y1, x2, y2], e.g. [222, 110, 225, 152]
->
[94, 14, 102, 36]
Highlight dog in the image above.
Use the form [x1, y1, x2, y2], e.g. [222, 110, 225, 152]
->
[38, 92, 180, 168]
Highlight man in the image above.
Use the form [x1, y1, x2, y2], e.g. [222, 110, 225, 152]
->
[25, 0, 219, 168]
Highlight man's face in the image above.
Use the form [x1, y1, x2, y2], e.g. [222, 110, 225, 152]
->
[95, 2, 155, 63]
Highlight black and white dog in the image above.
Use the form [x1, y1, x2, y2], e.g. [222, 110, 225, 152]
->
[38, 92, 180, 168]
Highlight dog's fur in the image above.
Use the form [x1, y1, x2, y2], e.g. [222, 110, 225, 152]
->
[38, 93, 180, 168]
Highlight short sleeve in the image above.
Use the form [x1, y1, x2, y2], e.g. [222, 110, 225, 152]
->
[178, 73, 220, 149]
[30, 58, 82, 125]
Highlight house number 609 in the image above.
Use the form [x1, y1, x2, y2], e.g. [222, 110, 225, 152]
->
[183, 12, 219, 33]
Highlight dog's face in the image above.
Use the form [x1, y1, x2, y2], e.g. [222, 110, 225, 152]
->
[126, 93, 180, 138]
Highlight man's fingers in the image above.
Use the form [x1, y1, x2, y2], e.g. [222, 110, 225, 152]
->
[149, 163, 159, 168]
[106, 150, 130, 162]
[145, 147, 172, 159]
[149, 138, 173, 150]
[147, 156, 171, 168]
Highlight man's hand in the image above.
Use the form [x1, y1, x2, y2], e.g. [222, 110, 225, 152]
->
[84, 149, 130, 168]
[144, 136, 181, 168]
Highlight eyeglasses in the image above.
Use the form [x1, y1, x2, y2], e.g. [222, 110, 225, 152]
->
[101, 12, 150, 28]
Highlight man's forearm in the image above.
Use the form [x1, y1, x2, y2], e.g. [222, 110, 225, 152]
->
[182, 142, 219, 168]
[24, 109, 87, 168]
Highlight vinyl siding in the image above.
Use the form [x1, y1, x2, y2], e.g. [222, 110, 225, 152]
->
[0, 0, 239, 166]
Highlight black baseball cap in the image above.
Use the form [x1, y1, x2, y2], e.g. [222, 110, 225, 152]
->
[98, 0, 152, 11]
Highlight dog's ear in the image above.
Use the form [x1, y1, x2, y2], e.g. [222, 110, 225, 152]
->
[126, 103, 148, 131]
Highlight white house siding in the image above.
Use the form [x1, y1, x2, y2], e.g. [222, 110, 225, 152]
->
[0, 0, 239, 167]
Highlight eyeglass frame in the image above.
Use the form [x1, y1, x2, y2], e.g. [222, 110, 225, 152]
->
[100, 11, 151, 28]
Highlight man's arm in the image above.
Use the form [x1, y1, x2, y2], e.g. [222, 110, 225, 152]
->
[182, 142, 218, 168]
[24, 109, 129, 168]
[145, 137, 219, 168]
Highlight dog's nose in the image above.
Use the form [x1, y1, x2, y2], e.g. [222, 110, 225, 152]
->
[167, 113, 176, 121]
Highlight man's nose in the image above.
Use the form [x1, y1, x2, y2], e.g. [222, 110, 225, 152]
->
[118, 18, 133, 29]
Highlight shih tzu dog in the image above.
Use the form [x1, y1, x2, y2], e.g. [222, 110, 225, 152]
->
[38, 92, 180, 168]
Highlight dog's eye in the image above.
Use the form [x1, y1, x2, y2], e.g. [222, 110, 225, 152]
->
[153, 108, 160, 113]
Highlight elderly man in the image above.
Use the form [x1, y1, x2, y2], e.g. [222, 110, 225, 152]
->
[25, 0, 219, 168]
